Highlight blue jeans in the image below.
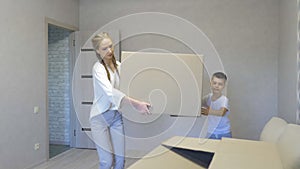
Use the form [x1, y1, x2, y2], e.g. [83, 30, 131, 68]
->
[90, 110, 125, 169]
[207, 132, 232, 140]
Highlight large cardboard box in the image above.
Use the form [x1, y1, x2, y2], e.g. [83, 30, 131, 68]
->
[128, 136, 283, 169]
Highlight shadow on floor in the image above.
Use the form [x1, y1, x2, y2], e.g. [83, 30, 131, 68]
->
[49, 144, 71, 158]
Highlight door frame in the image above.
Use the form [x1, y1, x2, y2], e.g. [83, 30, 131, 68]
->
[45, 17, 78, 160]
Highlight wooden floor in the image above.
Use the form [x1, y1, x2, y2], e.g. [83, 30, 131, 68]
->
[33, 148, 138, 169]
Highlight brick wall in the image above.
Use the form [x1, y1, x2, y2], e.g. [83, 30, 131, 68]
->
[48, 25, 72, 145]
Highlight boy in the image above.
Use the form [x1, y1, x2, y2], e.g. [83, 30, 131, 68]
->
[201, 72, 232, 139]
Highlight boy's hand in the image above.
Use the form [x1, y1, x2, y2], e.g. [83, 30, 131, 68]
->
[201, 107, 209, 115]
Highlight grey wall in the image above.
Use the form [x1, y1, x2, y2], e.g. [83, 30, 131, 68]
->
[80, 0, 279, 140]
[2, 0, 296, 168]
[278, 0, 298, 123]
[0, 0, 79, 169]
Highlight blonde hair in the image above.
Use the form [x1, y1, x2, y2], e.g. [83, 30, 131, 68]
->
[91, 32, 118, 81]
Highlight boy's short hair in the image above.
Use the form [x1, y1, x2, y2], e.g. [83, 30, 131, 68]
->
[212, 72, 227, 81]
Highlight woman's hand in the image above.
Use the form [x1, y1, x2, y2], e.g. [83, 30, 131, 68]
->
[133, 101, 151, 115]
[121, 97, 152, 115]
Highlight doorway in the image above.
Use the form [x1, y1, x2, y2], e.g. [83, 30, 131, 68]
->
[47, 23, 74, 158]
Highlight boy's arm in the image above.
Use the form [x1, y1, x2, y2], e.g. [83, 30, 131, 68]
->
[201, 107, 228, 116]
[201, 107, 209, 115]
[200, 95, 209, 115]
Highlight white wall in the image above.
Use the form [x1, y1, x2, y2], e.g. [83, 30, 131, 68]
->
[278, 0, 298, 123]
[0, 0, 79, 169]
[79, 0, 279, 142]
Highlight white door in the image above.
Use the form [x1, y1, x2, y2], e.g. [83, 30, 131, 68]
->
[71, 30, 120, 148]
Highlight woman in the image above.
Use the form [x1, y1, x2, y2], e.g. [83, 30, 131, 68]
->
[90, 32, 151, 169]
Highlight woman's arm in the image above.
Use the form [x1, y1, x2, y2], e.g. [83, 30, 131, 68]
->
[94, 62, 151, 114]
[120, 96, 151, 115]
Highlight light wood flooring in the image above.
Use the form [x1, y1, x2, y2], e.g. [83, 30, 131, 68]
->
[33, 148, 138, 169]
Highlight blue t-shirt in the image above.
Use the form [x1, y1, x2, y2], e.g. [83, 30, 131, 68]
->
[203, 93, 231, 134]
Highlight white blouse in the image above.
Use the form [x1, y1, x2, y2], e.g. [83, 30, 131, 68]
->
[90, 61, 125, 119]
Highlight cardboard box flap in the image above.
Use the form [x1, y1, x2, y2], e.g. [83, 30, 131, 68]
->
[162, 136, 220, 153]
[209, 138, 283, 169]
